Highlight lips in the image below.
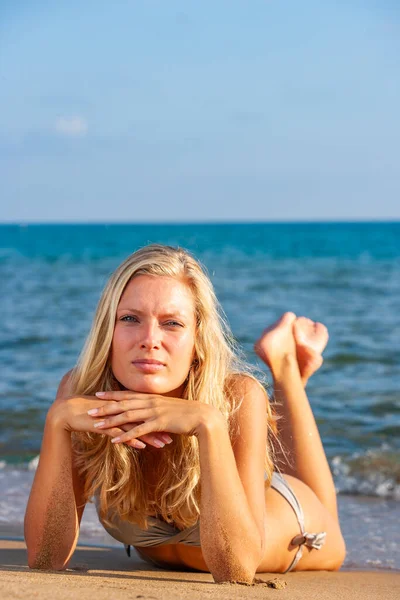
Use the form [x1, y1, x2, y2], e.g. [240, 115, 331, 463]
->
[132, 359, 165, 373]
[132, 359, 165, 365]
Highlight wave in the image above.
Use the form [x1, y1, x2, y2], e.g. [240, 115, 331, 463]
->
[2, 448, 399, 500]
[328, 352, 398, 366]
[331, 447, 400, 500]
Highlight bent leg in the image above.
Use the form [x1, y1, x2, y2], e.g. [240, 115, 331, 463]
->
[272, 358, 339, 521]
[255, 313, 339, 522]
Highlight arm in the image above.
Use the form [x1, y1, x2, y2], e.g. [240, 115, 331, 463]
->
[87, 382, 268, 582]
[24, 372, 86, 570]
[197, 377, 267, 583]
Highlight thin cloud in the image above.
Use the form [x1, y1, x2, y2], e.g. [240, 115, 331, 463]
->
[54, 115, 88, 137]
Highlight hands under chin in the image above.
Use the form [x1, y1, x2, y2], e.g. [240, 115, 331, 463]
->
[47, 393, 175, 451]
[119, 422, 173, 450]
[87, 390, 222, 447]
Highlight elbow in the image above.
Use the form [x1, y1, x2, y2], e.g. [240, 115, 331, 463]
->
[26, 544, 70, 571]
[26, 548, 39, 570]
[27, 551, 68, 571]
[24, 520, 78, 571]
[211, 565, 256, 585]
[201, 524, 264, 584]
[209, 557, 258, 584]
[204, 544, 262, 585]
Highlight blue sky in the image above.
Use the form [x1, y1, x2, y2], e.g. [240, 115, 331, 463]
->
[0, 1, 399, 222]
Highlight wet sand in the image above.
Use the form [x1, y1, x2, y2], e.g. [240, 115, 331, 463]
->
[1, 539, 399, 600]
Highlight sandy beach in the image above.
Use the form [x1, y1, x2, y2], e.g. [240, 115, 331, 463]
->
[1, 539, 399, 600]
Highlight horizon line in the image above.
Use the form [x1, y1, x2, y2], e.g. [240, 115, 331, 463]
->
[1, 218, 399, 226]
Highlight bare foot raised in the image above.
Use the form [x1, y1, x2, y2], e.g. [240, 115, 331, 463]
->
[254, 312, 298, 379]
[293, 317, 329, 386]
[254, 313, 328, 386]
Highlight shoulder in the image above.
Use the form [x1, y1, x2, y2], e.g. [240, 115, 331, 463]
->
[56, 369, 74, 398]
[225, 373, 269, 432]
[225, 374, 269, 461]
[225, 372, 268, 405]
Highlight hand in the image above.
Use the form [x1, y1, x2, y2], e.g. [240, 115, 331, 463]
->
[87, 390, 219, 445]
[47, 395, 173, 450]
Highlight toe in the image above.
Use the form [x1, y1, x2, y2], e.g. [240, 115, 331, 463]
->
[315, 322, 329, 343]
[294, 316, 311, 331]
[282, 311, 297, 324]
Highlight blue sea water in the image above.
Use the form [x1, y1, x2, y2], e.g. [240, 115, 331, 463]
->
[0, 222, 399, 570]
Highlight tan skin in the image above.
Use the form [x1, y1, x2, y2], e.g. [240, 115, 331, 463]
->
[24, 277, 345, 580]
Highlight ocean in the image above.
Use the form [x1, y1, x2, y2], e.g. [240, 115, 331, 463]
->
[0, 222, 399, 570]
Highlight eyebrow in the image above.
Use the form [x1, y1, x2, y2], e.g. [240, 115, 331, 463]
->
[116, 307, 188, 319]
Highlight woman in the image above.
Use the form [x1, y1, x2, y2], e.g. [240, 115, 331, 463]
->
[24, 244, 346, 583]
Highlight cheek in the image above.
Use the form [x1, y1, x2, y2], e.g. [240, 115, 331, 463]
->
[171, 333, 195, 362]
[111, 327, 135, 358]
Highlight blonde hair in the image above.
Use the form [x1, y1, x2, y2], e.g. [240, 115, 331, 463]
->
[70, 244, 277, 529]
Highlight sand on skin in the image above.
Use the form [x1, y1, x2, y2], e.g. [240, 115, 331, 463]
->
[0, 539, 399, 600]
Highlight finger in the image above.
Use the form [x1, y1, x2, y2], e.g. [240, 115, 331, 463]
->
[100, 426, 146, 449]
[95, 391, 150, 401]
[99, 425, 171, 450]
[88, 399, 153, 418]
[111, 420, 161, 444]
[139, 433, 173, 447]
[96, 425, 123, 438]
[119, 424, 173, 448]
[92, 409, 154, 430]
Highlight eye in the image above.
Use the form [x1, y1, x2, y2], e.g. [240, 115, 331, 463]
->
[164, 320, 183, 328]
[120, 315, 139, 322]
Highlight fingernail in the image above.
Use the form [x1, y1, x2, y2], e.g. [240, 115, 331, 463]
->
[96, 392, 106, 397]
[153, 439, 165, 448]
[134, 441, 146, 449]
[88, 409, 98, 415]
[93, 421, 105, 428]
[111, 436, 121, 443]
[160, 434, 173, 444]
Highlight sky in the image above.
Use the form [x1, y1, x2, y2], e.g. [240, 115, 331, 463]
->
[0, 0, 399, 223]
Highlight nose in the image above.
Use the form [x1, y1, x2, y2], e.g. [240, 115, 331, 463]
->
[139, 321, 161, 350]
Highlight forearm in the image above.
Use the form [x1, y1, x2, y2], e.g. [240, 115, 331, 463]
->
[24, 415, 82, 569]
[197, 415, 263, 583]
[272, 354, 337, 513]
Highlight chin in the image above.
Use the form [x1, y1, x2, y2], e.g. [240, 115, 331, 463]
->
[118, 376, 182, 396]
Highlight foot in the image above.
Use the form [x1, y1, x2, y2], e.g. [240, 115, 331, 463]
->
[293, 317, 329, 386]
[254, 312, 298, 378]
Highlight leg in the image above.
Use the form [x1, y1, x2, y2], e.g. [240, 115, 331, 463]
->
[255, 313, 338, 522]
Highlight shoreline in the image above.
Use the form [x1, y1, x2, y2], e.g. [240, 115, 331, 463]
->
[2, 492, 399, 571]
[1, 539, 399, 600]
[1, 535, 399, 574]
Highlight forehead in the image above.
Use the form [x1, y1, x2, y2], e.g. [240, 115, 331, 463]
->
[118, 275, 195, 315]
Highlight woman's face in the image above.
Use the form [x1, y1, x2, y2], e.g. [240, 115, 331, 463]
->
[111, 275, 197, 397]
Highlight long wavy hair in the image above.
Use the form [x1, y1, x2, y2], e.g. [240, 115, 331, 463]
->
[70, 244, 277, 529]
